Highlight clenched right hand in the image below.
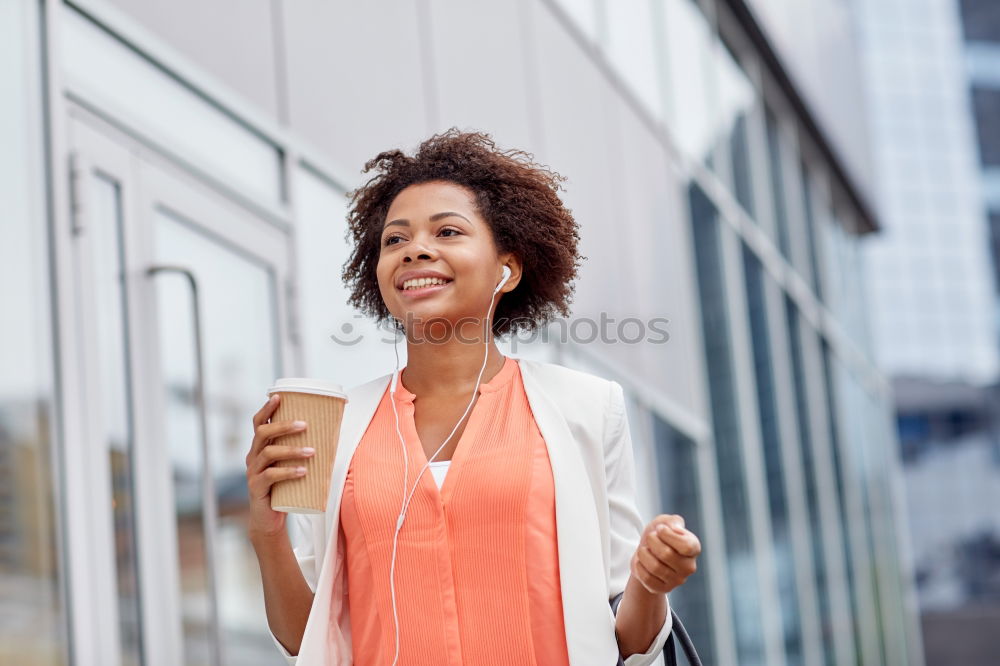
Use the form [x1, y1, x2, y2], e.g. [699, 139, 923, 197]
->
[246, 393, 314, 540]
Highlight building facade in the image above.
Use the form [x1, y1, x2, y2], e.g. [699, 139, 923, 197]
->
[854, 0, 998, 384]
[2, 0, 919, 664]
[852, 0, 1000, 663]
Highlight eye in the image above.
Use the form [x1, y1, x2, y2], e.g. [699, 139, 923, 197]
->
[383, 227, 460, 247]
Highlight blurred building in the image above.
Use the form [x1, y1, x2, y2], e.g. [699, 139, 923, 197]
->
[851, 0, 1000, 663]
[2, 0, 920, 665]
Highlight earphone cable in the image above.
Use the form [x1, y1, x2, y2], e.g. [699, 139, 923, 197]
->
[387, 269, 507, 666]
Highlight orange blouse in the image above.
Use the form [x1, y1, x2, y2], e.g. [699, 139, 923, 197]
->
[339, 355, 571, 665]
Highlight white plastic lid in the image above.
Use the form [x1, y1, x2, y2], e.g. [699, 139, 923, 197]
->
[271, 506, 325, 515]
[266, 377, 348, 401]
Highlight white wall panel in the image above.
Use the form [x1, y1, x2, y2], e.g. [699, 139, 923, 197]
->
[425, 0, 539, 153]
[282, 0, 432, 177]
[106, 0, 280, 118]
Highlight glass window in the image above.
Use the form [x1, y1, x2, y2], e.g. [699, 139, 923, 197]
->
[820, 208, 845, 316]
[819, 341, 862, 665]
[821, 208, 864, 335]
[0, 1, 68, 662]
[989, 212, 1000, 293]
[784, 297, 836, 666]
[153, 209, 282, 665]
[85, 173, 142, 665]
[971, 87, 1000, 167]
[765, 108, 792, 258]
[689, 184, 766, 664]
[836, 363, 889, 664]
[660, 0, 719, 166]
[866, 388, 919, 663]
[652, 415, 716, 666]
[715, 38, 757, 217]
[959, 0, 1000, 43]
[742, 246, 802, 665]
[800, 162, 824, 299]
[837, 229, 874, 359]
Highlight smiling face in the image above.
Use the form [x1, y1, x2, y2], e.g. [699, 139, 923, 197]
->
[376, 180, 518, 337]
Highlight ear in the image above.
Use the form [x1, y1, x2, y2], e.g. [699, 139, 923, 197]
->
[498, 253, 522, 293]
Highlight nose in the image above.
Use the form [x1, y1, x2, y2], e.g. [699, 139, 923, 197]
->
[403, 239, 434, 263]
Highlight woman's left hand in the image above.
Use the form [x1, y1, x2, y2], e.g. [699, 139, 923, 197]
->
[630, 514, 702, 595]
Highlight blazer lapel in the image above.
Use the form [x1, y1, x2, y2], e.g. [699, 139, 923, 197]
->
[519, 359, 620, 665]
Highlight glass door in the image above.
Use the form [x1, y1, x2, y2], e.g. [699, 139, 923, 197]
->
[66, 112, 293, 666]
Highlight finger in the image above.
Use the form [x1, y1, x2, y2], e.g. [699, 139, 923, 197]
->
[248, 465, 307, 500]
[652, 514, 685, 534]
[646, 527, 681, 557]
[635, 554, 672, 594]
[645, 531, 697, 578]
[636, 545, 672, 586]
[251, 444, 316, 475]
[252, 394, 280, 429]
[249, 396, 281, 456]
[655, 524, 702, 558]
[250, 419, 307, 459]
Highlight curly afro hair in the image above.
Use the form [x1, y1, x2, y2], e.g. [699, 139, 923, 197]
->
[341, 128, 585, 338]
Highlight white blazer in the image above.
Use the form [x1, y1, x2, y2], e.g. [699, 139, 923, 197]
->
[270, 356, 672, 665]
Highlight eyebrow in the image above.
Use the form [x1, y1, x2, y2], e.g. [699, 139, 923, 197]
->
[382, 211, 471, 231]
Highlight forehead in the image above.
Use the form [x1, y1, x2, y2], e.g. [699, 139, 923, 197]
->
[386, 180, 478, 217]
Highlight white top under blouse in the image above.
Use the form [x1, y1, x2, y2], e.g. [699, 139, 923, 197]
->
[428, 460, 450, 488]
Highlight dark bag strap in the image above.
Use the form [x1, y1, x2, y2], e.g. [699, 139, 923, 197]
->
[662, 608, 702, 666]
[611, 593, 703, 666]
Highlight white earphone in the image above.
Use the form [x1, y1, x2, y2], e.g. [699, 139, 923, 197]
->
[497, 264, 512, 294]
[386, 264, 511, 665]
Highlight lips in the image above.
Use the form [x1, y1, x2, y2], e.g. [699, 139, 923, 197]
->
[400, 277, 450, 290]
[398, 280, 451, 298]
[395, 269, 453, 289]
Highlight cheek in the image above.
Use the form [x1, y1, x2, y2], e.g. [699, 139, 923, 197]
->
[377, 278, 396, 305]
[374, 273, 396, 307]
[375, 257, 392, 290]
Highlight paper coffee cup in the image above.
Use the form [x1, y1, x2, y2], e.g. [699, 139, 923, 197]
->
[265, 378, 348, 513]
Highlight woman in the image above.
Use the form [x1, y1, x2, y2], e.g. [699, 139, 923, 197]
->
[246, 130, 702, 665]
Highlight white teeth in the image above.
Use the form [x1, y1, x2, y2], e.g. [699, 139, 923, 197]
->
[402, 277, 449, 290]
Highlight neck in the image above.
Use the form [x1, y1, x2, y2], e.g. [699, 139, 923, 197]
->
[400, 334, 506, 400]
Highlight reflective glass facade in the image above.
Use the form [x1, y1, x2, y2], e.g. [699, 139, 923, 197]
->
[652, 416, 716, 666]
[742, 246, 802, 665]
[689, 185, 767, 665]
[785, 297, 837, 666]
